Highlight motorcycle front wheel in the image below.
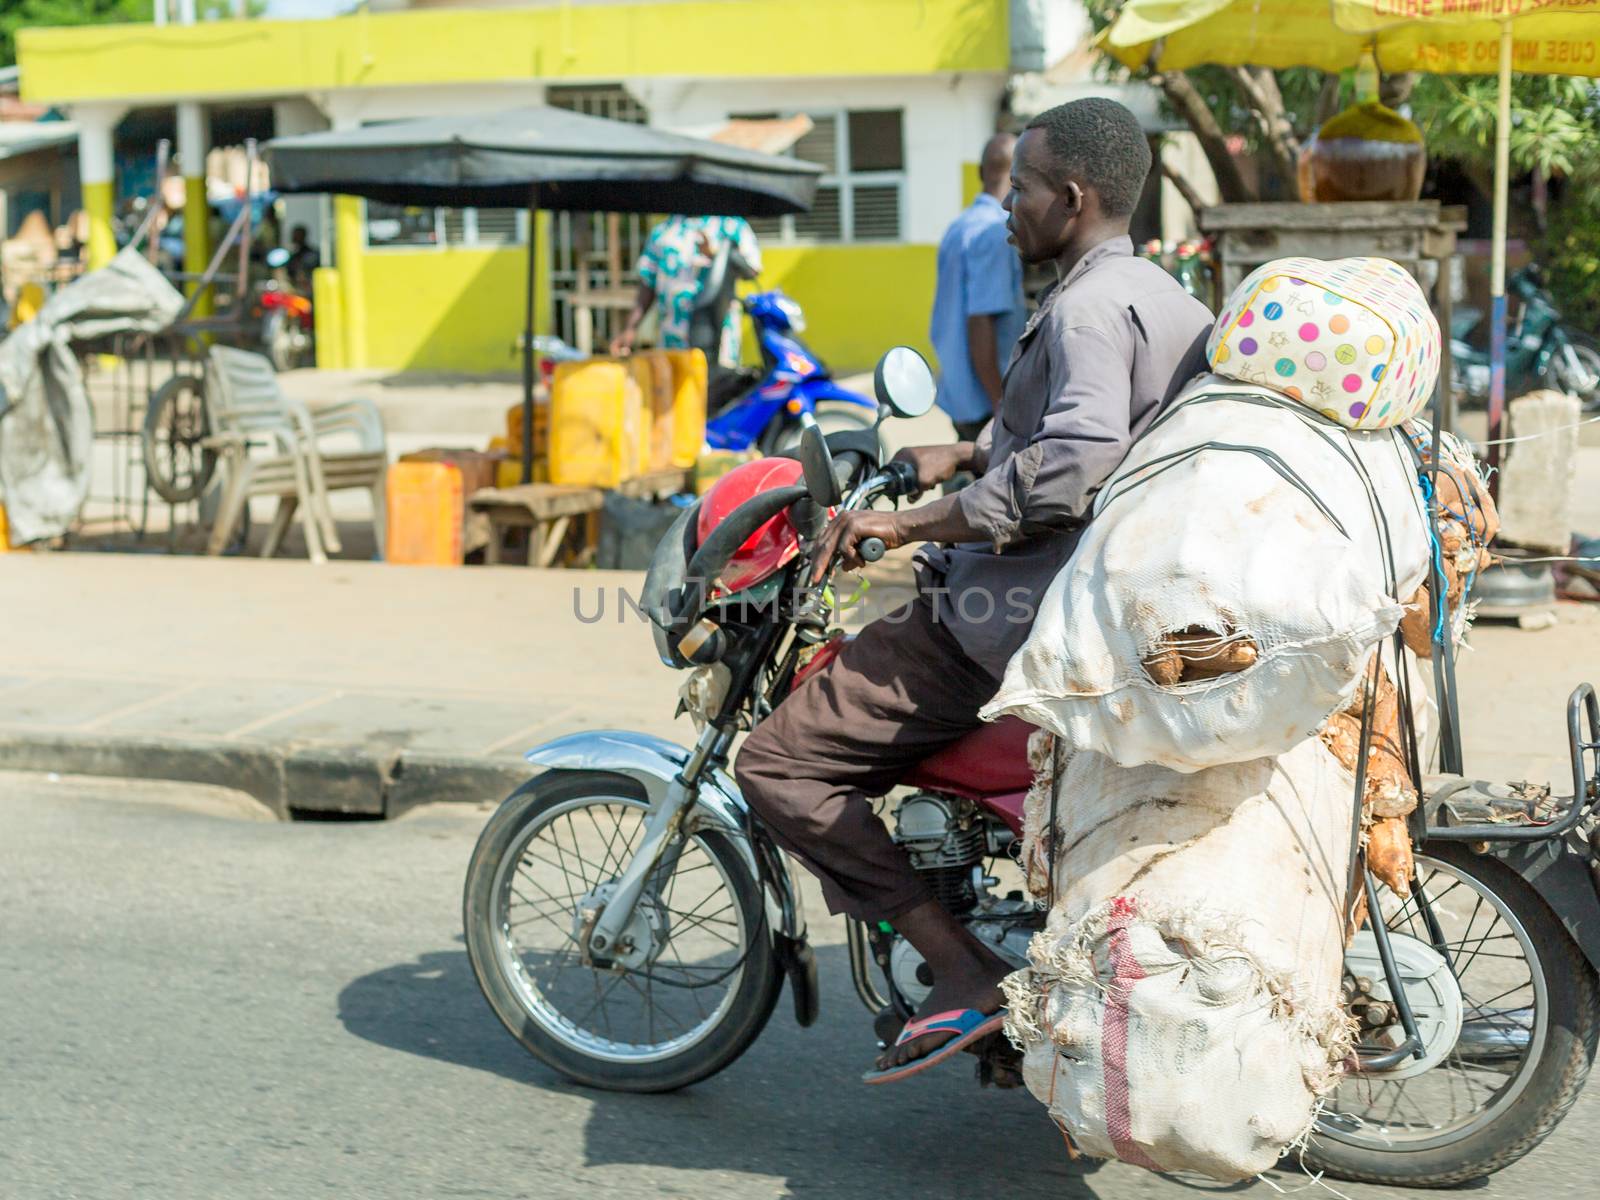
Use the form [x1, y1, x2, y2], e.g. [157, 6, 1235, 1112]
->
[1305, 844, 1598, 1188]
[463, 771, 782, 1092]
[1556, 336, 1600, 410]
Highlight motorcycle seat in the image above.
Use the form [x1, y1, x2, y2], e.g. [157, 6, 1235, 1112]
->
[902, 715, 1037, 797]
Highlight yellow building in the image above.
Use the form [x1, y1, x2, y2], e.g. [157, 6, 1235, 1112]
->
[16, 1, 1098, 373]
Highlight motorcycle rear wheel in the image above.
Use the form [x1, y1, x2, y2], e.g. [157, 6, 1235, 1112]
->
[1304, 844, 1598, 1188]
[463, 771, 782, 1092]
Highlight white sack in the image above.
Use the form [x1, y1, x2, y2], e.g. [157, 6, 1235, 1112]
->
[1004, 735, 1355, 1181]
[0, 248, 184, 543]
[983, 377, 1431, 772]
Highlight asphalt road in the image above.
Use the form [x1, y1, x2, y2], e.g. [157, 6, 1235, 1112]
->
[3, 775, 1596, 1200]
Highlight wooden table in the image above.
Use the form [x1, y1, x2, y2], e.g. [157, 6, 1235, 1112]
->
[469, 469, 690, 567]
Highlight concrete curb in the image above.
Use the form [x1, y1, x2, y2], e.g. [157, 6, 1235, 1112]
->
[0, 731, 530, 820]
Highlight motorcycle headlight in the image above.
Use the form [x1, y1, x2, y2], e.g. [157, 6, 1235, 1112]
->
[778, 298, 806, 333]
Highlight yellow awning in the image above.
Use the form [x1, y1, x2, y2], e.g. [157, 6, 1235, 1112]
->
[1103, 0, 1600, 77]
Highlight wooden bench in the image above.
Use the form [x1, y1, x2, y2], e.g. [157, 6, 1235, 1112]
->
[469, 469, 691, 568]
[469, 484, 605, 567]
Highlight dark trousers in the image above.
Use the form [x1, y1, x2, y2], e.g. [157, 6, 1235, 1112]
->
[734, 597, 1000, 921]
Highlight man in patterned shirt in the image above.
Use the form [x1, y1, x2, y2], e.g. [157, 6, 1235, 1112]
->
[609, 214, 763, 368]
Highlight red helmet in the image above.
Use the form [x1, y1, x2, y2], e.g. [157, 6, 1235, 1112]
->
[697, 457, 806, 595]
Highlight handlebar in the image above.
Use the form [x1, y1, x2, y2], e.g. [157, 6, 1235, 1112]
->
[858, 537, 887, 563]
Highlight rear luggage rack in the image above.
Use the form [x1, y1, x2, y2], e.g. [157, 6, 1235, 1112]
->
[1425, 684, 1600, 844]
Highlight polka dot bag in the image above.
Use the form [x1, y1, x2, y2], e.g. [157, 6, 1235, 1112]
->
[1206, 256, 1439, 430]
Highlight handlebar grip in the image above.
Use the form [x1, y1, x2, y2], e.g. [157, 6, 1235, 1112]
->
[858, 537, 887, 563]
[885, 460, 920, 497]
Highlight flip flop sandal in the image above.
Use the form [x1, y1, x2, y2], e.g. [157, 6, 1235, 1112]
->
[861, 1007, 1008, 1086]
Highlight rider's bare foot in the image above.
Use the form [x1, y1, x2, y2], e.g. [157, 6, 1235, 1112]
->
[871, 898, 1013, 1073]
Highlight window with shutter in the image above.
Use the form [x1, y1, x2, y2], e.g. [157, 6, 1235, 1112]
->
[472, 209, 524, 246]
[720, 108, 904, 246]
[365, 202, 438, 248]
[851, 185, 901, 241]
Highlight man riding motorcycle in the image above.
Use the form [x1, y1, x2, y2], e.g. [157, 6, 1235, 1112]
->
[734, 98, 1215, 1083]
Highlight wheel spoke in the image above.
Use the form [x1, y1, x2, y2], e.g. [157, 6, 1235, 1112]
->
[489, 794, 751, 1059]
[1322, 854, 1547, 1153]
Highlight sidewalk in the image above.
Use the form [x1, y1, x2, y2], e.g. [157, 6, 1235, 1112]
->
[3, 543, 1598, 818]
[0, 554, 687, 817]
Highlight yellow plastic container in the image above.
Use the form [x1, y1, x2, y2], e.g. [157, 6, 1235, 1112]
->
[549, 360, 643, 488]
[385, 461, 464, 566]
[634, 351, 677, 473]
[0, 501, 15, 551]
[494, 457, 548, 488]
[663, 349, 709, 470]
[504, 389, 551, 468]
[694, 448, 761, 495]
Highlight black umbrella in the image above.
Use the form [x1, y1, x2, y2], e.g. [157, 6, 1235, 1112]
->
[267, 107, 820, 480]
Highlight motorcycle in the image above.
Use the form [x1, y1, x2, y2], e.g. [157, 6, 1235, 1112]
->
[256, 246, 314, 372]
[463, 347, 1600, 1188]
[1452, 264, 1600, 410]
[699, 289, 881, 455]
[679, 242, 878, 454]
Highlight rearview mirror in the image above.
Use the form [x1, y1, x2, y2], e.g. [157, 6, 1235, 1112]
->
[873, 346, 936, 419]
[798, 419, 842, 508]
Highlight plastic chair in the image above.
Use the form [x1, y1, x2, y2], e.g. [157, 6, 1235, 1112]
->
[204, 345, 387, 562]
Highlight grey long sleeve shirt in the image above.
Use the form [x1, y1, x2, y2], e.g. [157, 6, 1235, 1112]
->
[915, 235, 1214, 677]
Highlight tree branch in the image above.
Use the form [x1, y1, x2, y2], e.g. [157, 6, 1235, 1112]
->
[1161, 159, 1208, 217]
[1314, 72, 1344, 130]
[1381, 72, 1419, 109]
[1227, 66, 1302, 194]
[1153, 70, 1256, 203]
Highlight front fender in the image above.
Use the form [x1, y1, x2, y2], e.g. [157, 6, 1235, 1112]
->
[524, 729, 806, 941]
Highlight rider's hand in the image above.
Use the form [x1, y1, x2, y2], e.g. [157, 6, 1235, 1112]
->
[608, 329, 635, 357]
[891, 443, 973, 494]
[810, 510, 906, 585]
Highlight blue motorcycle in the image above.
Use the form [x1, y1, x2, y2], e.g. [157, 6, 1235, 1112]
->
[694, 265, 879, 454]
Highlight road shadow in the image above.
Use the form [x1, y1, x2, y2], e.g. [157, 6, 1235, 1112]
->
[337, 941, 1107, 1199]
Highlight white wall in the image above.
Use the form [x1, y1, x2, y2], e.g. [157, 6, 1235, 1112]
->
[272, 97, 332, 261]
[642, 73, 1005, 243]
[321, 82, 549, 130]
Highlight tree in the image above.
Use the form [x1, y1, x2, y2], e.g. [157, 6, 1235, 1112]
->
[1, 1, 267, 70]
[0, 1, 152, 68]
[1081, 4, 1600, 328]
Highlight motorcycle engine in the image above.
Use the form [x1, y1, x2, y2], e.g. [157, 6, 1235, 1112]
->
[888, 895, 1039, 1009]
[887, 792, 1037, 1009]
[891, 793, 987, 914]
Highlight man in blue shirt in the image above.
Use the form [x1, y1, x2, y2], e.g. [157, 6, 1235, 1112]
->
[929, 133, 1026, 440]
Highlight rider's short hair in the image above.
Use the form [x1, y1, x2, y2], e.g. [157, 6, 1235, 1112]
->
[1024, 98, 1151, 219]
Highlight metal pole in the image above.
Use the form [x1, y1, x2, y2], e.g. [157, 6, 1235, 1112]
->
[237, 138, 258, 307]
[1487, 22, 1513, 477]
[522, 187, 539, 484]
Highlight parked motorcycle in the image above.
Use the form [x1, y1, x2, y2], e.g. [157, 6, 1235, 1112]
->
[1452, 264, 1600, 409]
[256, 246, 314, 372]
[463, 347, 1600, 1187]
[699, 290, 882, 454]
[690, 248, 879, 455]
